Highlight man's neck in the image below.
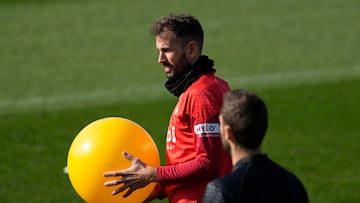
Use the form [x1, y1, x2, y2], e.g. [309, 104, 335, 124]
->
[231, 146, 262, 165]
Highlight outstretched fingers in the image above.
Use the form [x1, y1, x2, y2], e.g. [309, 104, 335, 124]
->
[124, 151, 146, 167]
[104, 170, 125, 177]
[111, 184, 129, 196]
[111, 181, 138, 197]
[123, 151, 134, 161]
[103, 151, 134, 177]
[105, 178, 140, 197]
[104, 178, 124, 187]
[103, 151, 152, 197]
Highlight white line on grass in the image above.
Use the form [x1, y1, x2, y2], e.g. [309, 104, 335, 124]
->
[228, 66, 360, 88]
[0, 66, 359, 115]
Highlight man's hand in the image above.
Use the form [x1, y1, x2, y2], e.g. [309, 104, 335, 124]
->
[103, 151, 158, 198]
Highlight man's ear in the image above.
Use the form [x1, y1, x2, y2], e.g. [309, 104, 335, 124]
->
[185, 41, 199, 61]
[224, 125, 234, 142]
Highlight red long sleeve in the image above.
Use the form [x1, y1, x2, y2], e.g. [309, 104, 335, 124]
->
[157, 148, 221, 185]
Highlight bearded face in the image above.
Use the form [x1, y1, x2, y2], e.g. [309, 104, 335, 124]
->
[156, 29, 192, 80]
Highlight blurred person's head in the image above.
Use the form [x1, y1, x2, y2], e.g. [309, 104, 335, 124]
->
[220, 90, 268, 152]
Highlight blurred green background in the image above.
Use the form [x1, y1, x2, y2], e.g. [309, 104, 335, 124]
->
[1, 0, 359, 202]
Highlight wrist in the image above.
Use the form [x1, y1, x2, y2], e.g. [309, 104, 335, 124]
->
[147, 166, 158, 182]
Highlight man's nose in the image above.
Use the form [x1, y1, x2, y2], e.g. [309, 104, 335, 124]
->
[158, 52, 166, 64]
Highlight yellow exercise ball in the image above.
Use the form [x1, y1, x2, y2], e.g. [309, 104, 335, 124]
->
[67, 117, 160, 203]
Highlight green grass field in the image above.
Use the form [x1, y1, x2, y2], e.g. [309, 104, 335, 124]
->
[1, 0, 359, 202]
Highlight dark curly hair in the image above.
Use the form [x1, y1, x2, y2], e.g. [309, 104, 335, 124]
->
[150, 14, 204, 51]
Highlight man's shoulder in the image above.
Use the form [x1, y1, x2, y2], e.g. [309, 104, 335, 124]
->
[197, 72, 228, 86]
[211, 166, 246, 189]
[188, 73, 229, 95]
[203, 172, 242, 202]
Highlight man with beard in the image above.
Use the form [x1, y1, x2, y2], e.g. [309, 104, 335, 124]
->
[202, 90, 309, 203]
[103, 14, 232, 202]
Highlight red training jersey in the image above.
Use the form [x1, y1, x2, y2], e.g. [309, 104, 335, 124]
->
[155, 71, 232, 203]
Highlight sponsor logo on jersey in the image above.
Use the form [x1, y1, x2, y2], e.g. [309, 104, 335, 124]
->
[194, 123, 220, 137]
[166, 126, 176, 150]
